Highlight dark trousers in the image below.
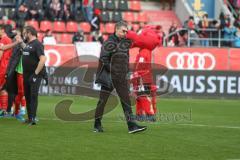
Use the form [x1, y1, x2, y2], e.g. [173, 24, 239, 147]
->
[7, 94, 16, 113]
[23, 72, 42, 119]
[95, 79, 134, 125]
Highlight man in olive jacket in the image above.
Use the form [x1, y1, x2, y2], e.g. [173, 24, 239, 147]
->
[94, 21, 147, 134]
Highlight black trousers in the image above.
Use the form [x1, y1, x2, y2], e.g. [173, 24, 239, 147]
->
[23, 72, 42, 119]
[95, 79, 134, 124]
[7, 94, 16, 113]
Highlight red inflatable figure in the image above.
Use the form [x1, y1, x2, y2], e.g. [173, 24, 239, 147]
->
[127, 25, 160, 121]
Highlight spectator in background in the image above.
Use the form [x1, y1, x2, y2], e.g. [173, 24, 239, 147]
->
[2, 16, 13, 29]
[219, 13, 230, 29]
[72, 30, 85, 43]
[198, 14, 210, 47]
[234, 14, 240, 27]
[91, 9, 101, 32]
[156, 25, 165, 46]
[75, 2, 85, 22]
[233, 25, 240, 48]
[187, 16, 195, 30]
[223, 21, 237, 47]
[82, 0, 93, 22]
[46, 0, 63, 21]
[168, 21, 179, 46]
[187, 16, 198, 46]
[91, 30, 104, 44]
[24, 0, 44, 20]
[209, 20, 220, 47]
[237, 0, 240, 8]
[13, 4, 28, 29]
[15, 0, 25, 10]
[161, 0, 174, 10]
[43, 29, 57, 45]
[63, 0, 76, 21]
[43, 0, 51, 10]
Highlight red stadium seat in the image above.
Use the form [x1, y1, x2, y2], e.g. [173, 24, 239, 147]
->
[52, 33, 61, 43]
[66, 21, 78, 33]
[53, 21, 66, 32]
[40, 21, 52, 32]
[137, 12, 148, 23]
[130, 1, 141, 11]
[60, 33, 73, 44]
[79, 22, 91, 33]
[100, 23, 105, 33]
[105, 23, 115, 34]
[123, 12, 135, 22]
[26, 20, 39, 31]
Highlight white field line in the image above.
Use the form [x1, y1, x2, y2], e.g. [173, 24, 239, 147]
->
[178, 123, 240, 129]
[39, 117, 240, 129]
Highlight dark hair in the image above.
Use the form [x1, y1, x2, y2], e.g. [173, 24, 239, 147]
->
[115, 21, 128, 31]
[189, 16, 194, 20]
[203, 14, 208, 18]
[24, 25, 37, 37]
[0, 24, 17, 39]
[0, 24, 7, 31]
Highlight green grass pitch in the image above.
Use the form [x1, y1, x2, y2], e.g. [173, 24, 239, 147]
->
[0, 96, 240, 160]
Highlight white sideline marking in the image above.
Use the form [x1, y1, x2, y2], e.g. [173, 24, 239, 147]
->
[178, 123, 240, 129]
[39, 117, 240, 129]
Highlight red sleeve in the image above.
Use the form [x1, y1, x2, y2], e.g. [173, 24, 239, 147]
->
[2, 36, 12, 45]
[126, 30, 139, 48]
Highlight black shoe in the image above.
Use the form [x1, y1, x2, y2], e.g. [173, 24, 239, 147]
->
[25, 118, 37, 125]
[29, 120, 37, 125]
[128, 124, 147, 134]
[93, 125, 104, 132]
[0, 110, 7, 117]
[94, 119, 103, 132]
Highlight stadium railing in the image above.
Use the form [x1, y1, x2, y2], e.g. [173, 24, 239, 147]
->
[163, 28, 237, 48]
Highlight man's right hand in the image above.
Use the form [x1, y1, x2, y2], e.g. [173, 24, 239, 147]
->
[29, 73, 39, 84]
[15, 35, 23, 44]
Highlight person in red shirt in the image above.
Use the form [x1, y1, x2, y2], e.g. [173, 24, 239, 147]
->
[127, 25, 160, 121]
[0, 25, 21, 116]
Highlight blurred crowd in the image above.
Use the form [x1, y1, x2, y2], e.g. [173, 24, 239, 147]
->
[164, 12, 240, 48]
[13, 0, 94, 28]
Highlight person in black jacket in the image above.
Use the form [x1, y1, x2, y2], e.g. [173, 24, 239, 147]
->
[94, 21, 147, 134]
[21, 26, 47, 125]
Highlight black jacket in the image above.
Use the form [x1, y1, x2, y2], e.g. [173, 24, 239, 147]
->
[95, 34, 132, 88]
[6, 44, 22, 78]
[5, 44, 22, 94]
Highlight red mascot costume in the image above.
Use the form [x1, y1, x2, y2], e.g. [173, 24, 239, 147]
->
[127, 25, 160, 121]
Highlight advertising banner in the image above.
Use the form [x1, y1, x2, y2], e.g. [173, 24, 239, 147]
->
[44, 45, 77, 67]
[39, 66, 240, 98]
[152, 47, 229, 71]
[156, 70, 240, 98]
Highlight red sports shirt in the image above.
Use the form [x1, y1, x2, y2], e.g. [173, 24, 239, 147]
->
[0, 35, 13, 75]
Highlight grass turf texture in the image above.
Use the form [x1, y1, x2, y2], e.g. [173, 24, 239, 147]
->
[0, 96, 240, 160]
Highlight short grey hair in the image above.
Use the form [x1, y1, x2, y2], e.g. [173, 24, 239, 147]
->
[115, 21, 128, 31]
